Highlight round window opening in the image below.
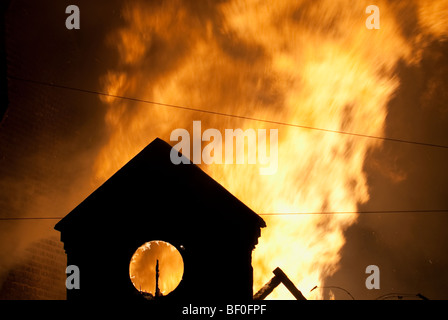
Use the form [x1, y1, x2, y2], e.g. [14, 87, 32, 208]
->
[129, 240, 184, 298]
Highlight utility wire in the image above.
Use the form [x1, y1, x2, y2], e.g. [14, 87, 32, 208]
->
[310, 285, 355, 300]
[310, 288, 429, 300]
[375, 292, 429, 300]
[258, 209, 448, 216]
[1, 209, 448, 220]
[4, 77, 448, 220]
[8, 75, 448, 150]
[0, 217, 63, 221]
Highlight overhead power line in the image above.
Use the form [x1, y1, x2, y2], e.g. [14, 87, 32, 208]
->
[8, 75, 448, 150]
[0, 217, 63, 221]
[375, 292, 429, 300]
[310, 285, 355, 300]
[258, 209, 448, 216]
[1, 209, 448, 221]
[4, 77, 448, 221]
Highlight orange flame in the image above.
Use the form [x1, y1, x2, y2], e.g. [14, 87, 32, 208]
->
[94, 0, 448, 299]
[129, 241, 184, 296]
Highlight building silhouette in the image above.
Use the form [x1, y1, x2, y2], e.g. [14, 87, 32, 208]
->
[55, 138, 265, 301]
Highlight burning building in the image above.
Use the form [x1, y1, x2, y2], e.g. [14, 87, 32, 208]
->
[55, 137, 265, 301]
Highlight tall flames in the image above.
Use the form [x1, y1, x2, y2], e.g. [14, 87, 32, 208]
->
[94, 0, 448, 299]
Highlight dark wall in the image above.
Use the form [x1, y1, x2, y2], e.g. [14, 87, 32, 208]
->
[64, 221, 256, 301]
[0, 237, 66, 300]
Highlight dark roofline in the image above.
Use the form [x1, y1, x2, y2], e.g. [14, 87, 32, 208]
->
[55, 137, 265, 232]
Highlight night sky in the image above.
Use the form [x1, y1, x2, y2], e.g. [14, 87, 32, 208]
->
[1, 0, 448, 300]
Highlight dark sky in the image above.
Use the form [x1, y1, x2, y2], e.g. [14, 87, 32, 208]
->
[1, 0, 448, 300]
[326, 40, 448, 300]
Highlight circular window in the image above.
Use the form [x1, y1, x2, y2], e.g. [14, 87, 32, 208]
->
[129, 240, 184, 298]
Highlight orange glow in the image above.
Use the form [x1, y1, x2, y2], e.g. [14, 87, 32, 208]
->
[95, 0, 448, 299]
[129, 241, 184, 296]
